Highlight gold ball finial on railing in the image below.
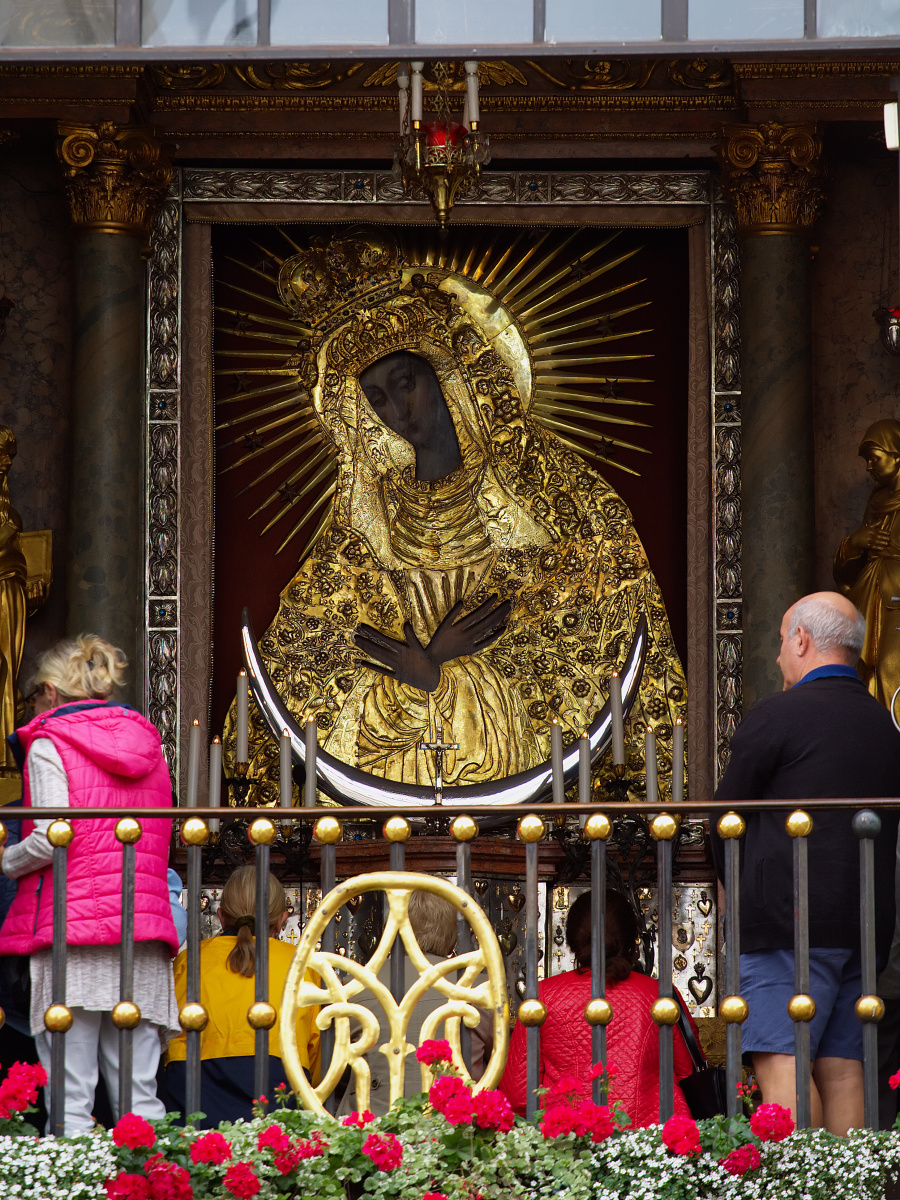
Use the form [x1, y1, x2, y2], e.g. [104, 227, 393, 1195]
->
[44, 1003, 74, 1033]
[787, 993, 816, 1022]
[248, 817, 277, 846]
[517, 999, 547, 1027]
[115, 817, 143, 845]
[786, 810, 813, 838]
[650, 813, 678, 841]
[383, 816, 411, 843]
[111, 1001, 142, 1029]
[180, 817, 209, 846]
[651, 997, 680, 1026]
[582, 814, 612, 841]
[716, 812, 746, 840]
[247, 1000, 278, 1030]
[450, 814, 479, 842]
[584, 998, 613, 1026]
[855, 995, 886, 1023]
[720, 995, 749, 1024]
[0, 821, 7, 848]
[179, 1002, 209, 1032]
[314, 816, 342, 845]
[0, 1005, 5, 1030]
[47, 820, 74, 848]
[517, 814, 546, 844]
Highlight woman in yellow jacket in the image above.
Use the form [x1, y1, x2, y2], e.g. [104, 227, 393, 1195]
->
[164, 865, 319, 1126]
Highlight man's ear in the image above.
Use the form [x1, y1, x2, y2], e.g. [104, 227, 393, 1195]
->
[795, 626, 812, 657]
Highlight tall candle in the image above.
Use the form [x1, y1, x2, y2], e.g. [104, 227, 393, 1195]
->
[464, 61, 480, 126]
[186, 718, 200, 808]
[304, 715, 317, 807]
[208, 737, 222, 834]
[280, 729, 293, 809]
[236, 669, 249, 763]
[610, 672, 625, 766]
[410, 61, 424, 123]
[578, 731, 590, 829]
[551, 717, 564, 803]
[672, 718, 684, 805]
[397, 65, 410, 134]
[644, 725, 658, 806]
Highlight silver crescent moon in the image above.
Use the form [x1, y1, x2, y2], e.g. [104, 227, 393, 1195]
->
[241, 608, 648, 809]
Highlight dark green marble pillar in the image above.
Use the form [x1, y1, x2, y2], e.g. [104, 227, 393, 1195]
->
[740, 234, 815, 707]
[67, 231, 145, 704]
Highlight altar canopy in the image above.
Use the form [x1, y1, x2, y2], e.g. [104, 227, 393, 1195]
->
[214, 226, 688, 802]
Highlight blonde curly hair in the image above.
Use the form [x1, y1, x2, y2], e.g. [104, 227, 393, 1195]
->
[33, 634, 127, 702]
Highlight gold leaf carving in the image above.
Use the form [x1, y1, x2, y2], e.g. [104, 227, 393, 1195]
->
[718, 121, 826, 236]
[234, 61, 366, 90]
[152, 64, 226, 90]
[666, 58, 732, 90]
[363, 60, 527, 91]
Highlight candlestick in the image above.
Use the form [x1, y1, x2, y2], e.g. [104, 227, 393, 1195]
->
[236, 669, 249, 763]
[551, 717, 564, 803]
[644, 725, 658, 806]
[610, 672, 625, 766]
[186, 718, 200, 808]
[208, 737, 222, 834]
[578, 731, 590, 828]
[280, 729, 293, 810]
[410, 61, 424, 123]
[464, 60, 480, 126]
[462, 91, 470, 132]
[304, 715, 317, 807]
[397, 64, 410, 134]
[672, 718, 684, 805]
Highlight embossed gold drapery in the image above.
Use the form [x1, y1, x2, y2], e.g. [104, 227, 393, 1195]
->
[228, 231, 687, 799]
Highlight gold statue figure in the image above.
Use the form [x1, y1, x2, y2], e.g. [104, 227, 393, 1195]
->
[835, 418, 900, 710]
[225, 230, 686, 801]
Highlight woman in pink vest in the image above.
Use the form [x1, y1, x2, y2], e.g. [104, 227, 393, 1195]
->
[0, 634, 179, 1134]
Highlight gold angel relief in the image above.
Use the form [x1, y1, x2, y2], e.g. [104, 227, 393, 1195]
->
[279, 873, 510, 1117]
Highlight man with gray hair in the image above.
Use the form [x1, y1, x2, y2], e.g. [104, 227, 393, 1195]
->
[711, 591, 900, 1136]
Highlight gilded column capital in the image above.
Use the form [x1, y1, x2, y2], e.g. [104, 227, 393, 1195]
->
[718, 121, 826, 236]
[57, 121, 173, 240]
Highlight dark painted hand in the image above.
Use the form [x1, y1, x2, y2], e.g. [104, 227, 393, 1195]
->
[426, 596, 512, 668]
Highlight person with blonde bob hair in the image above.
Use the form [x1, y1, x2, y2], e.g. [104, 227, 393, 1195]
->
[0, 634, 180, 1135]
[164, 864, 320, 1126]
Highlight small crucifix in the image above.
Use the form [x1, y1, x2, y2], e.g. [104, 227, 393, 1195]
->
[420, 724, 459, 806]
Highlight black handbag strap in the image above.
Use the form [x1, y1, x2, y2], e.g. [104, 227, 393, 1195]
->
[675, 993, 705, 1073]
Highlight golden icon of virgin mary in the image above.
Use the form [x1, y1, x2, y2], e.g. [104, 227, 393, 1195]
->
[227, 229, 686, 800]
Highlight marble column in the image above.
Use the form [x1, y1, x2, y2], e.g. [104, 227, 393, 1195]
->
[719, 123, 826, 710]
[57, 122, 172, 705]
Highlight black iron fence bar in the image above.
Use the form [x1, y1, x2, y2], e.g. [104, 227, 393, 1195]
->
[789, 810, 813, 1129]
[854, 810, 882, 1128]
[46, 819, 73, 1136]
[451, 816, 478, 1076]
[651, 813, 678, 1122]
[585, 814, 611, 1104]
[180, 816, 209, 1121]
[519, 814, 545, 1120]
[718, 812, 747, 1117]
[314, 816, 341, 1114]
[115, 819, 141, 1117]
[386, 819, 409, 1006]
[250, 818, 277, 1108]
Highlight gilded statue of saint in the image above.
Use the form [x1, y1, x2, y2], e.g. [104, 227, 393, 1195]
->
[230, 231, 686, 800]
[834, 418, 900, 710]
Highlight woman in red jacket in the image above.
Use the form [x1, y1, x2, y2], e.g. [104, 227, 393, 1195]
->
[500, 889, 696, 1127]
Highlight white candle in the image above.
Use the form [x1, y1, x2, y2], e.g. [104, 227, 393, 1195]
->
[464, 60, 480, 126]
[644, 725, 658, 806]
[397, 65, 410, 135]
[410, 61, 424, 123]
[280, 729, 293, 809]
[236, 669, 249, 763]
[551, 717, 564, 803]
[578, 732, 590, 830]
[186, 718, 200, 808]
[209, 737, 222, 834]
[610, 672, 625, 766]
[304, 715, 317, 807]
[672, 718, 684, 805]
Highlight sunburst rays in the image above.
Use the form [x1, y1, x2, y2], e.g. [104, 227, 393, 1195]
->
[214, 225, 654, 558]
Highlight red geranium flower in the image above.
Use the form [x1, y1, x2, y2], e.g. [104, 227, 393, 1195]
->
[545, 1075, 585, 1104]
[189, 1131, 232, 1165]
[223, 1161, 262, 1199]
[0, 1061, 48, 1118]
[573, 1099, 616, 1143]
[472, 1089, 514, 1132]
[342, 1109, 376, 1127]
[423, 1194, 450, 1200]
[442, 1091, 476, 1125]
[112, 1113, 156, 1150]
[749, 1102, 795, 1143]
[257, 1123, 291, 1153]
[429, 1074, 469, 1114]
[720, 1143, 762, 1175]
[540, 1104, 577, 1138]
[890, 1069, 900, 1091]
[361, 1131, 403, 1171]
[661, 1113, 702, 1157]
[145, 1159, 193, 1200]
[105, 1174, 151, 1200]
[416, 1039, 453, 1065]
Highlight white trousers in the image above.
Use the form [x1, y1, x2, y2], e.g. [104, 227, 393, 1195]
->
[35, 1008, 165, 1136]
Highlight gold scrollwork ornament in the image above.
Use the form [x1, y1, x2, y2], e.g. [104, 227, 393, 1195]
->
[718, 121, 826, 236]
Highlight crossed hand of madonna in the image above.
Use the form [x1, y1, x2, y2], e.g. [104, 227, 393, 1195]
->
[353, 595, 511, 692]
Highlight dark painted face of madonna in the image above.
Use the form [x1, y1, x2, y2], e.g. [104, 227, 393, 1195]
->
[359, 350, 461, 482]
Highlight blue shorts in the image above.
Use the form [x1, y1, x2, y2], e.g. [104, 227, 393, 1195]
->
[739, 948, 864, 1061]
